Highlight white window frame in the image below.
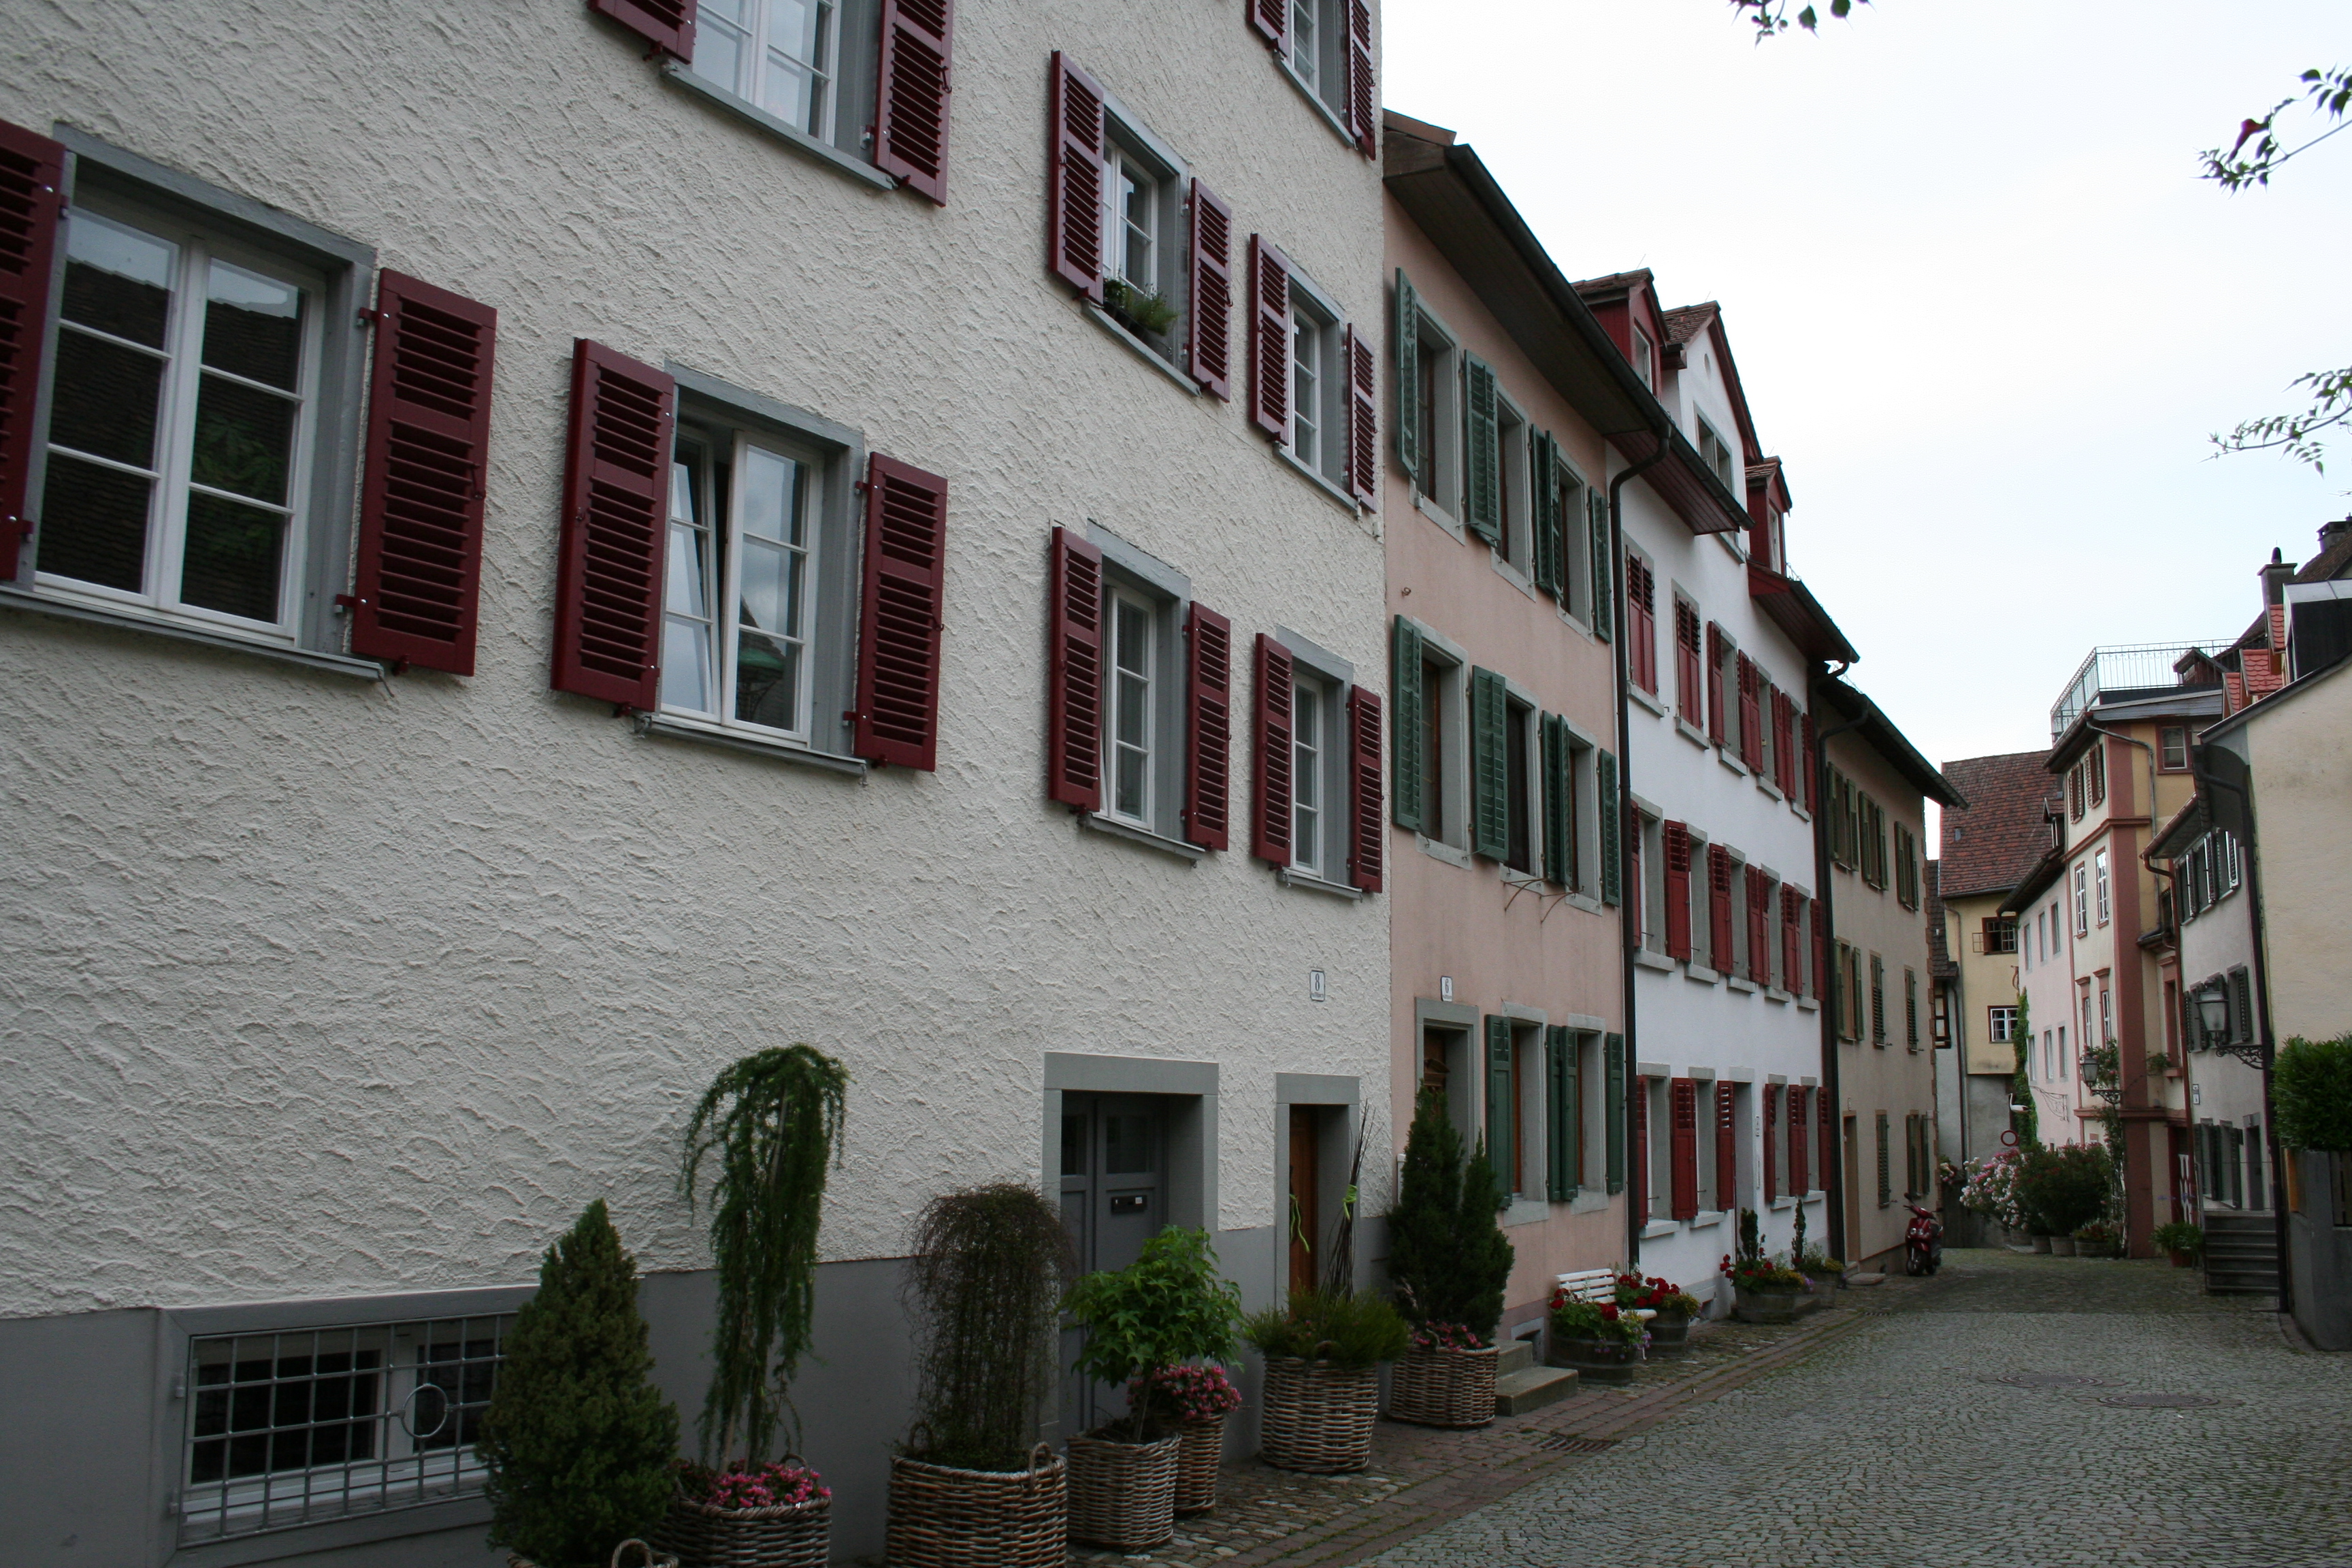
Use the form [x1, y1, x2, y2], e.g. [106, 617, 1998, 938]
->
[1090, 94, 1192, 373]
[1287, 664, 1347, 879]
[2093, 847, 2110, 927]
[1696, 415, 1736, 489]
[1561, 460, 1596, 625]
[1631, 324, 1655, 391]
[2072, 862, 2090, 936]
[1502, 687, 1542, 879]
[1102, 582, 1160, 830]
[689, 0, 844, 142]
[1493, 394, 1530, 576]
[33, 197, 328, 645]
[1281, 272, 1350, 492]
[1410, 306, 1463, 522]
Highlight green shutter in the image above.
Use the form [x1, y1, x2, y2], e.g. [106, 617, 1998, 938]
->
[1586, 489, 1613, 642]
[1552, 455, 1578, 609]
[1531, 429, 1561, 595]
[1603, 1032, 1627, 1194]
[1546, 1024, 1577, 1200]
[1597, 747, 1622, 906]
[1561, 1027, 1582, 1196]
[1394, 269, 1420, 488]
[1464, 355, 1500, 543]
[1390, 616, 1425, 833]
[1486, 1015, 1515, 1193]
[1470, 666, 1509, 861]
[1541, 713, 1569, 886]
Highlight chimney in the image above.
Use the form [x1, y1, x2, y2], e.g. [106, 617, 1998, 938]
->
[2261, 546, 2295, 605]
[2321, 514, 2352, 553]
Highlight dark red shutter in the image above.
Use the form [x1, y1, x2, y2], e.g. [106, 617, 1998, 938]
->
[588, 0, 697, 59]
[0, 118, 65, 572]
[1344, 324, 1377, 507]
[851, 452, 947, 769]
[552, 340, 672, 708]
[1047, 52, 1105, 299]
[1669, 1078, 1698, 1222]
[1788, 1088, 1810, 1197]
[1187, 179, 1232, 399]
[1714, 1083, 1737, 1211]
[1750, 868, 1774, 985]
[875, 0, 953, 204]
[1346, 686, 1384, 892]
[1763, 1083, 1781, 1204]
[1800, 712, 1816, 813]
[348, 272, 496, 674]
[1345, 0, 1376, 158]
[1812, 896, 1830, 1001]
[1629, 1073, 1650, 1220]
[1705, 623, 1725, 745]
[1248, 235, 1290, 442]
[1252, 633, 1294, 865]
[1820, 1085, 1835, 1193]
[1046, 525, 1105, 811]
[1250, 0, 1288, 49]
[1708, 844, 1735, 972]
[1739, 656, 1763, 770]
[1663, 819, 1693, 962]
[1782, 887, 1801, 995]
[1181, 601, 1232, 849]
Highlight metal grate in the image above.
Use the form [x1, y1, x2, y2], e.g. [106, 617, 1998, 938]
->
[177, 1313, 512, 1542]
[1533, 1433, 1618, 1454]
[2097, 1392, 2242, 1409]
[2048, 640, 2232, 738]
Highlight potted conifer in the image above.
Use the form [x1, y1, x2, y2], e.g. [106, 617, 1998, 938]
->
[1384, 1090, 1514, 1426]
[660, 1045, 848, 1567]
[480, 1200, 681, 1568]
[887, 1184, 1075, 1568]
[1060, 1228, 1241, 1550]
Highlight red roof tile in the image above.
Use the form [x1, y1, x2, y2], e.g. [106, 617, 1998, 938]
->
[1936, 750, 2054, 899]
[1661, 303, 1718, 346]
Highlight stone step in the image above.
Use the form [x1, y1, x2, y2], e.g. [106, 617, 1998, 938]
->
[2206, 1267, 2280, 1286]
[1494, 1365, 1578, 1416]
[1497, 1337, 1538, 1377]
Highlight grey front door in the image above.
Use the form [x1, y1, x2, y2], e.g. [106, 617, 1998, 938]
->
[1058, 1094, 1166, 1435]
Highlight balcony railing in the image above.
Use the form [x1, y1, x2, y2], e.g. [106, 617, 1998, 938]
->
[2048, 640, 2233, 737]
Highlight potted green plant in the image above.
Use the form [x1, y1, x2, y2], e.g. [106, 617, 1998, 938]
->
[1384, 1092, 1514, 1426]
[2018, 1145, 2111, 1257]
[1243, 1289, 1409, 1473]
[1612, 1274, 1703, 1356]
[480, 1200, 681, 1568]
[1721, 1210, 1806, 1323]
[1546, 1294, 1646, 1382]
[1130, 1363, 1241, 1516]
[2072, 1220, 2122, 1258]
[1102, 278, 1179, 340]
[664, 1045, 847, 1567]
[2151, 1220, 2204, 1268]
[1061, 1228, 1242, 1551]
[887, 1184, 1075, 1568]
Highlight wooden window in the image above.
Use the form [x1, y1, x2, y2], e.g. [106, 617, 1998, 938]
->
[1603, 1033, 1627, 1196]
[1469, 666, 1509, 862]
[1669, 1078, 1699, 1222]
[1707, 844, 1736, 974]
[1663, 819, 1694, 962]
[1870, 953, 1886, 1043]
[2159, 725, 2189, 771]
[693, 0, 846, 144]
[1344, 685, 1383, 892]
[1180, 603, 1232, 849]
[1763, 1083, 1780, 1203]
[1626, 553, 1658, 693]
[1047, 54, 1107, 300]
[872, 0, 956, 203]
[1674, 598, 1704, 724]
[850, 453, 948, 768]
[1045, 526, 1105, 810]
[1250, 633, 1294, 864]
[1585, 488, 1613, 642]
[1597, 748, 1622, 907]
[1187, 180, 1232, 399]
[555, 340, 674, 709]
[1463, 354, 1501, 544]
[1388, 615, 1424, 833]
[1484, 1015, 1514, 1193]
[1705, 623, 1727, 746]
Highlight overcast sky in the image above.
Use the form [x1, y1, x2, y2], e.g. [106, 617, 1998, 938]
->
[1384, 1, 2351, 783]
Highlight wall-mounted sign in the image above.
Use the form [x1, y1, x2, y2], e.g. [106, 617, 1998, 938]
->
[1440, 975, 1454, 1002]
[1309, 969, 1327, 1003]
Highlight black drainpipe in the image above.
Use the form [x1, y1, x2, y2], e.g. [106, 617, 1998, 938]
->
[1610, 420, 1673, 1271]
[1808, 672, 1867, 1268]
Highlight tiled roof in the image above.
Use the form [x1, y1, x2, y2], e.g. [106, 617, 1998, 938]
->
[1571, 269, 1654, 298]
[1925, 860, 1955, 980]
[1936, 749, 2053, 899]
[1661, 303, 1718, 346]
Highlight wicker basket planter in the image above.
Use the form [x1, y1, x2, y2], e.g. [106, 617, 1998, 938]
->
[510, 1541, 679, 1568]
[885, 1443, 1066, 1568]
[1385, 1343, 1499, 1427]
[1549, 1336, 1639, 1384]
[1066, 1431, 1179, 1551]
[1258, 1357, 1379, 1473]
[653, 1491, 829, 1568]
[1644, 1313, 1693, 1358]
[1174, 1417, 1226, 1514]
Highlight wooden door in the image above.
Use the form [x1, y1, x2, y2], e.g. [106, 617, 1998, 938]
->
[1288, 1105, 1321, 1298]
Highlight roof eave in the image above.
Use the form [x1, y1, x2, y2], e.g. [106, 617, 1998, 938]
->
[1750, 564, 1862, 666]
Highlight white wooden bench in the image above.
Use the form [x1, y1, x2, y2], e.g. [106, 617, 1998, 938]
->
[1554, 1268, 1618, 1305]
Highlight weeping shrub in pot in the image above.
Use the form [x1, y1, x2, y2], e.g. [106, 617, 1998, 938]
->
[887, 1184, 1075, 1568]
[662, 1044, 849, 1568]
[1384, 1091, 1515, 1426]
[1060, 1228, 1242, 1550]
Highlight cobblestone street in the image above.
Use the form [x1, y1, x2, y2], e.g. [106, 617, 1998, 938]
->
[1068, 1249, 2348, 1568]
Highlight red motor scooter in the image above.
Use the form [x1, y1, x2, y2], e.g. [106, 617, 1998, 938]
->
[1904, 1203, 1944, 1275]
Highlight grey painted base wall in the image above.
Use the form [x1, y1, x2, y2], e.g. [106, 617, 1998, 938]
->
[0, 1222, 1337, 1566]
[2288, 1152, 2351, 1352]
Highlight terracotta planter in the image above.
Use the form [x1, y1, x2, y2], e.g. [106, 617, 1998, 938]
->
[1733, 1286, 1801, 1325]
[1386, 1343, 1500, 1427]
[1066, 1430, 1179, 1552]
[1550, 1335, 1640, 1384]
[1173, 1416, 1224, 1515]
[1644, 1313, 1693, 1357]
[1258, 1357, 1378, 1474]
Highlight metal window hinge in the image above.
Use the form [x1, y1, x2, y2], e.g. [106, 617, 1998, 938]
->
[333, 593, 363, 614]
[357, 307, 384, 327]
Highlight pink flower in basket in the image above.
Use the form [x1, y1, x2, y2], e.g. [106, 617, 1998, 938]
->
[687, 1458, 832, 1512]
[1130, 1362, 1243, 1423]
[1409, 1322, 1486, 1352]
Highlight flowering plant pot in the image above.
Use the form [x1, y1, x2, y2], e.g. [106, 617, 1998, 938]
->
[1127, 1364, 1240, 1514]
[1644, 1311, 1693, 1357]
[1066, 1429, 1180, 1552]
[1550, 1335, 1640, 1383]
[1173, 1416, 1226, 1515]
[1732, 1285, 1801, 1325]
[654, 1458, 831, 1567]
[1387, 1330, 1499, 1427]
[2048, 1235, 2079, 1256]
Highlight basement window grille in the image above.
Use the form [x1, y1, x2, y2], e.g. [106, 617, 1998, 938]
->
[177, 1313, 512, 1543]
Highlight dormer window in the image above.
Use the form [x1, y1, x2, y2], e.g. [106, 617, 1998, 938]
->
[1631, 325, 1655, 391]
[1697, 417, 1735, 489]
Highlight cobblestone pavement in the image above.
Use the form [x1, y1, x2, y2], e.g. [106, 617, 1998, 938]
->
[1354, 1249, 2352, 1568]
[1060, 1252, 2349, 1568]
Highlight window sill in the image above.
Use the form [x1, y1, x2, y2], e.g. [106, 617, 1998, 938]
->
[1277, 866, 1364, 900]
[1685, 963, 1720, 985]
[1500, 866, 1545, 892]
[1796, 996, 1818, 1012]
[1791, 802, 1810, 822]
[1489, 552, 1538, 600]
[0, 587, 386, 680]
[1765, 986, 1792, 1004]
[1757, 775, 1784, 802]
[1634, 948, 1678, 973]
[1501, 1196, 1550, 1229]
[1689, 1209, 1725, 1230]
[1629, 683, 1668, 718]
[1768, 1195, 1796, 1211]
[1716, 530, 1748, 565]
[1078, 811, 1205, 862]
[1562, 890, 1602, 914]
[1726, 976, 1758, 995]
[1273, 441, 1362, 514]
[1418, 833, 1472, 868]
[1415, 493, 1466, 541]
[1718, 751, 1750, 779]
[661, 61, 899, 192]
[1273, 54, 1360, 152]
[1675, 717, 1710, 749]
[636, 711, 869, 775]
[1641, 1219, 1680, 1239]
[1082, 302, 1200, 396]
